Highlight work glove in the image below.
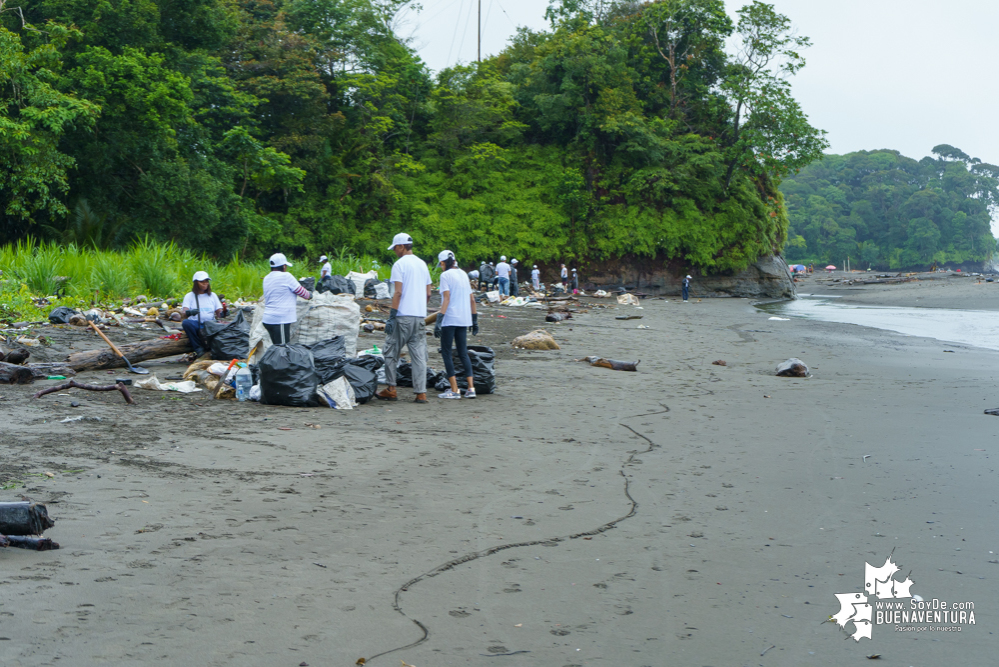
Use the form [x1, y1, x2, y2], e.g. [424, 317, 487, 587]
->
[384, 308, 397, 336]
[470, 313, 479, 336]
[185, 309, 200, 319]
[434, 313, 443, 339]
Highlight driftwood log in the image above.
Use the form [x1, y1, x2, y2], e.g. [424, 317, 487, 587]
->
[0, 362, 34, 384]
[27, 363, 77, 378]
[579, 356, 640, 372]
[1, 535, 60, 550]
[65, 336, 191, 371]
[33, 380, 135, 404]
[0, 502, 55, 536]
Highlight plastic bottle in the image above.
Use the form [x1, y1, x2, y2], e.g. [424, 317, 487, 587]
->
[234, 364, 253, 402]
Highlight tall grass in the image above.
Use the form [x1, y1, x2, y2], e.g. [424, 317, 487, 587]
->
[0, 239, 395, 320]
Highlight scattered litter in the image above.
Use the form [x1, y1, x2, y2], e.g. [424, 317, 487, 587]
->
[500, 296, 531, 306]
[761, 645, 775, 657]
[768, 316, 790, 321]
[637, 325, 650, 329]
[615, 315, 642, 320]
[313, 562, 327, 568]
[512, 330, 560, 350]
[545, 312, 571, 323]
[593, 290, 609, 297]
[616, 294, 640, 305]
[486, 290, 501, 303]
[775, 358, 808, 377]
[712, 360, 727, 366]
[135, 376, 201, 393]
[577, 356, 639, 372]
[863, 455, 871, 462]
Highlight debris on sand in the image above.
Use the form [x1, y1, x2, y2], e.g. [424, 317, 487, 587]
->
[712, 360, 727, 366]
[33, 380, 135, 404]
[617, 294, 640, 305]
[512, 330, 560, 350]
[775, 358, 808, 377]
[577, 356, 640, 372]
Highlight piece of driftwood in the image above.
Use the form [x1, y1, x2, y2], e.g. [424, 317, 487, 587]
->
[546, 312, 571, 323]
[33, 380, 135, 404]
[0, 362, 34, 384]
[1, 535, 60, 550]
[579, 356, 640, 371]
[0, 502, 55, 536]
[3, 348, 30, 365]
[65, 336, 192, 371]
[27, 363, 77, 378]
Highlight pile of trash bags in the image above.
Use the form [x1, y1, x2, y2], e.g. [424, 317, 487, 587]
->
[203, 310, 250, 360]
[433, 345, 497, 394]
[316, 274, 355, 296]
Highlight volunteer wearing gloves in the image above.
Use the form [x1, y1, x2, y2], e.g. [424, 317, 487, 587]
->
[377, 233, 432, 404]
[433, 250, 478, 400]
[181, 271, 223, 361]
[262, 253, 312, 345]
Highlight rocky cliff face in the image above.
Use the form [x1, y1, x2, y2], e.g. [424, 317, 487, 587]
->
[582, 255, 796, 299]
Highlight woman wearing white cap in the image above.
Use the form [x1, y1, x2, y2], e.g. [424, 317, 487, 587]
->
[531, 265, 540, 291]
[181, 271, 223, 360]
[433, 250, 478, 399]
[319, 255, 332, 279]
[262, 253, 312, 345]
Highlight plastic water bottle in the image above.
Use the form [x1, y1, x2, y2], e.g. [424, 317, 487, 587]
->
[234, 365, 253, 402]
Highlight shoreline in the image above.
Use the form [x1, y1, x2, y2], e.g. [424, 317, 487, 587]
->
[1, 283, 996, 666]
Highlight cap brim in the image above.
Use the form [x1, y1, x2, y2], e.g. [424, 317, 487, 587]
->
[387, 243, 396, 250]
[285, 262, 293, 267]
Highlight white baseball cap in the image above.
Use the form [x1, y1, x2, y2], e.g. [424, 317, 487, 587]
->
[500, 255, 507, 261]
[572, 268, 577, 272]
[388, 232, 414, 250]
[533, 264, 537, 268]
[192, 271, 210, 281]
[438, 249, 456, 263]
[319, 255, 328, 262]
[686, 275, 692, 279]
[269, 253, 292, 268]
[511, 258, 518, 264]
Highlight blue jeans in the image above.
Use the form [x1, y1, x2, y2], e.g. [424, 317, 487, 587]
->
[498, 276, 510, 297]
[182, 318, 206, 354]
[440, 326, 473, 380]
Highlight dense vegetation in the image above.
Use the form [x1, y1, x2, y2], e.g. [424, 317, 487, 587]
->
[781, 145, 999, 269]
[1, 0, 826, 272]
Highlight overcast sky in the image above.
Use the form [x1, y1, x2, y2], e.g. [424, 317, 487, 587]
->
[396, 0, 999, 165]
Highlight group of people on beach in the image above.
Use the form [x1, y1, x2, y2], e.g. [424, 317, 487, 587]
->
[473, 259, 579, 295]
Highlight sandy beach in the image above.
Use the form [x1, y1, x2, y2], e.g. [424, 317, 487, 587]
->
[1, 279, 997, 666]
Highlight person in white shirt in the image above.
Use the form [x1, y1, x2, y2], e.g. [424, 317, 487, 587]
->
[319, 255, 332, 279]
[181, 270, 223, 360]
[531, 265, 541, 291]
[560, 264, 568, 290]
[262, 253, 312, 345]
[433, 250, 479, 399]
[377, 233, 432, 403]
[495, 256, 511, 297]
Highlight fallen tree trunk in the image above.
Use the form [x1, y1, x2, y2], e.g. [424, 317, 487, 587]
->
[65, 336, 192, 371]
[0, 502, 55, 536]
[0, 362, 35, 384]
[27, 363, 77, 378]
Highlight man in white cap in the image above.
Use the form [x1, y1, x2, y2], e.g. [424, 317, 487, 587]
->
[531, 264, 540, 291]
[262, 253, 312, 345]
[509, 259, 520, 297]
[682, 274, 692, 302]
[377, 233, 432, 403]
[319, 255, 332, 279]
[495, 256, 511, 298]
[181, 270, 223, 360]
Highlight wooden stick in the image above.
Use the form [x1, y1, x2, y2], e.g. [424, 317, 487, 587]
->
[33, 380, 135, 404]
[89, 321, 126, 359]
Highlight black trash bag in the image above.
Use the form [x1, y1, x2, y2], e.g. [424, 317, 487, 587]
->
[48, 306, 79, 324]
[299, 276, 316, 292]
[203, 310, 250, 361]
[307, 338, 348, 384]
[396, 361, 444, 389]
[258, 344, 322, 407]
[433, 345, 497, 394]
[316, 274, 355, 295]
[344, 358, 380, 404]
[363, 278, 379, 298]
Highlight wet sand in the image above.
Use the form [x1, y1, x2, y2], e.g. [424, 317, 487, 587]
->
[1, 282, 997, 666]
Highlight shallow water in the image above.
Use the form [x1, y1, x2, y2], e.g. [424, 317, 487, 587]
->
[757, 295, 999, 351]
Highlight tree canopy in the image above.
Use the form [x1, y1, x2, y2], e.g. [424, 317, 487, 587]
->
[1, 0, 827, 271]
[780, 146, 999, 269]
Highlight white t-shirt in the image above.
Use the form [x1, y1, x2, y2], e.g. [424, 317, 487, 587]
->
[531, 269, 540, 281]
[263, 271, 304, 325]
[390, 254, 431, 318]
[496, 262, 511, 278]
[439, 268, 473, 327]
[321, 262, 332, 278]
[182, 291, 222, 322]
[561, 267, 568, 278]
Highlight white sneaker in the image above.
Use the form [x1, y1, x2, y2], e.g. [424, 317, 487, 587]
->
[464, 389, 477, 399]
[438, 390, 462, 399]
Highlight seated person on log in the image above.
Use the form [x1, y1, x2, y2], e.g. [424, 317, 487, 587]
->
[181, 271, 223, 361]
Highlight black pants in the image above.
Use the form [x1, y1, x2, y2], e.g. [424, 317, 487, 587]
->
[264, 322, 292, 345]
[440, 326, 473, 380]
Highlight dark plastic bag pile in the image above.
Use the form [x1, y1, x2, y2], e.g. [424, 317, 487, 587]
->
[316, 274, 356, 295]
[434, 345, 496, 394]
[307, 338, 348, 384]
[298, 276, 316, 292]
[258, 343, 322, 407]
[203, 310, 250, 360]
[363, 278, 379, 298]
[48, 306, 79, 324]
[344, 356, 382, 404]
[396, 361, 444, 389]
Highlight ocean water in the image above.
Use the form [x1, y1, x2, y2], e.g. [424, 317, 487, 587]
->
[756, 295, 999, 351]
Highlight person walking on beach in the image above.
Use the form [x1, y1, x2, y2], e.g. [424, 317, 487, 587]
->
[181, 270, 223, 361]
[496, 256, 511, 298]
[262, 253, 312, 345]
[377, 233, 432, 404]
[531, 265, 540, 291]
[319, 255, 331, 279]
[571, 268, 579, 294]
[510, 259, 520, 297]
[682, 274, 692, 302]
[433, 250, 478, 400]
[560, 264, 568, 291]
